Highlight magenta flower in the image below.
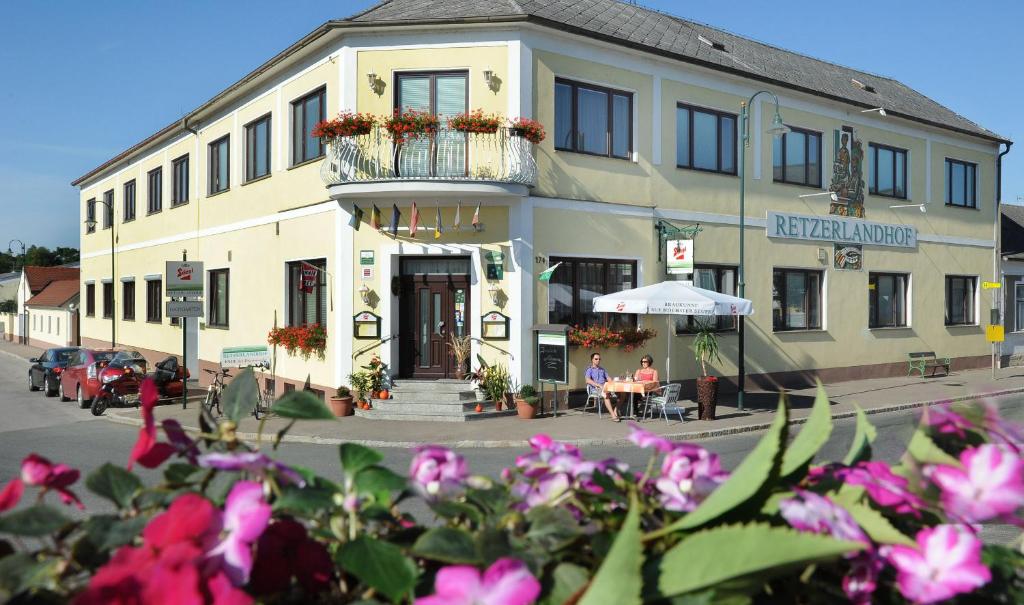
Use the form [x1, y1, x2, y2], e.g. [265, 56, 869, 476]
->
[0, 453, 84, 510]
[779, 490, 868, 545]
[841, 461, 925, 517]
[887, 525, 990, 603]
[654, 445, 728, 512]
[924, 402, 973, 439]
[207, 480, 272, 585]
[409, 445, 469, 500]
[198, 451, 306, 487]
[512, 473, 572, 509]
[842, 556, 884, 605]
[414, 558, 541, 605]
[626, 423, 675, 452]
[930, 444, 1024, 523]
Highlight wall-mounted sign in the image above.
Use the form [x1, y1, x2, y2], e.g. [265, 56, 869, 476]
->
[767, 211, 917, 249]
[166, 300, 203, 318]
[361, 267, 373, 280]
[221, 345, 271, 368]
[833, 244, 862, 271]
[666, 239, 694, 275]
[485, 250, 504, 280]
[982, 281, 1002, 290]
[166, 261, 205, 298]
[481, 311, 510, 340]
[359, 250, 375, 266]
[353, 311, 382, 340]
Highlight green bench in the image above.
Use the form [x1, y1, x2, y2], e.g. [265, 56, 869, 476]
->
[907, 351, 950, 378]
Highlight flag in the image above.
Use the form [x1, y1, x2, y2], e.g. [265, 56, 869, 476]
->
[409, 202, 419, 238]
[348, 204, 363, 230]
[299, 261, 320, 293]
[370, 205, 382, 230]
[389, 204, 401, 236]
[538, 262, 562, 282]
[471, 202, 481, 231]
[453, 202, 462, 230]
[434, 205, 443, 239]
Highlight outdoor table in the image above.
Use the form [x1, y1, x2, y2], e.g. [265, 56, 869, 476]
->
[603, 380, 659, 420]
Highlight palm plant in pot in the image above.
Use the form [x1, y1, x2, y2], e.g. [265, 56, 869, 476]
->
[328, 385, 354, 417]
[692, 318, 722, 420]
[514, 384, 540, 419]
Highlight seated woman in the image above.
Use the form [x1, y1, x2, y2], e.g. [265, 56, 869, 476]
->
[633, 354, 659, 383]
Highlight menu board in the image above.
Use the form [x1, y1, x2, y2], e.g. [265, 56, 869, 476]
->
[537, 331, 568, 384]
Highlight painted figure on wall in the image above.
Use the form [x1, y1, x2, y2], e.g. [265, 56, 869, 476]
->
[833, 244, 863, 271]
[829, 126, 866, 218]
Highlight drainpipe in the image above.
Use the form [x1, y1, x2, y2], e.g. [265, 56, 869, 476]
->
[995, 141, 1012, 370]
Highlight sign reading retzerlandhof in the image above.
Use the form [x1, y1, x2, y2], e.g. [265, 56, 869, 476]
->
[766, 211, 917, 249]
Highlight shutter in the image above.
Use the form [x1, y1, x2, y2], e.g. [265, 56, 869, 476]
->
[399, 76, 430, 113]
[435, 75, 467, 177]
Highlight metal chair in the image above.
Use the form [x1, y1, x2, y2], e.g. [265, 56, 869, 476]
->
[644, 383, 684, 424]
[581, 385, 604, 418]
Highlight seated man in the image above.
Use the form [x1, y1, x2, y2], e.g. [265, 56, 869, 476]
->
[584, 352, 620, 422]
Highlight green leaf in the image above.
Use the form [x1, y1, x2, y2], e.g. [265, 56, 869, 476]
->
[544, 562, 590, 605]
[222, 367, 258, 423]
[340, 443, 384, 475]
[412, 527, 481, 564]
[86, 463, 143, 509]
[163, 463, 201, 485]
[781, 382, 832, 477]
[272, 390, 336, 420]
[526, 506, 583, 551]
[428, 500, 484, 524]
[273, 484, 337, 514]
[0, 552, 60, 597]
[842, 406, 877, 466]
[579, 493, 643, 605]
[273, 419, 297, 449]
[842, 502, 915, 547]
[658, 523, 863, 597]
[83, 515, 148, 550]
[0, 506, 70, 537]
[338, 536, 418, 603]
[906, 429, 960, 466]
[354, 466, 407, 494]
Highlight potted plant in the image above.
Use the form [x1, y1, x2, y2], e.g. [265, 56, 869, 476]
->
[384, 109, 439, 143]
[514, 384, 540, 419]
[448, 109, 502, 134]
[362, 355, 390, 399]
[508, 117, 546, 144]
[311, 111, 376, 140]
[347, 371, 373, 409]
[482, 363, 511, 411]
[328, 386, 355, 417]
[692, 318, 722, 420]
[447, 333, 472, 378]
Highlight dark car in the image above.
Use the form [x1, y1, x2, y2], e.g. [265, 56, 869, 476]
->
[28, 347, 80, 397]
[58, 348, 120, 408]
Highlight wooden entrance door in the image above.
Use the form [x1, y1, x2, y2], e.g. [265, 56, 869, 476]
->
[398, 258, 471, 379]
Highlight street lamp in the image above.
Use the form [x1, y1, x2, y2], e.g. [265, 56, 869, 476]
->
[84, 199, 116, 348]
[737, 91, 790, 411]
[8, 239, 26, 344]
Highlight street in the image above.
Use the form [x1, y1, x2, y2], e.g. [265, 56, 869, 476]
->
[1, 350, 1022, 543]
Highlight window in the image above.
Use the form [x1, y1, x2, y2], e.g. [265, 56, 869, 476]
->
[48, 317, 52, 334]
[56, 317, 59, 335]
[395, 71, 468, 177]
[945, 158, 977, 208]
[555, 79, 633, 159]
[146, 280, 162, 323]
[102, 190, 114, 229]
[869, 143, 908, 199]
[86, 199, 96, 233]
[208, 269, 229, 327]
[675, 266, 738, 334]
[172, 154, 189, 205]
[291, 87, 325, 165]
[208, 136, 230, 194]
[86, 284, 95, 316]
[676, 103, 737, 174]
[773, 127, 822, 187]
[122, 281, 135, 321]
[245, 114, 271, 181]
[772, 269, 822, 331]
[945, 276, 976, 326]
[102, 282, 113, 319]
[287, 259, 327, 327]
[547, 258, 637, 328]
[1015, 283, 1024, 332]
[123, 180, 136, 222]
[147, 167, 163, 214]
[869, 273, 908, 328]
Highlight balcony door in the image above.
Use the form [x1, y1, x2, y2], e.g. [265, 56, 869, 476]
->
[396, 71, 467, 177]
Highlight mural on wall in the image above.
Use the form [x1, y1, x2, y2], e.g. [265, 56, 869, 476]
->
[834, 243, 863, 271]
[828, 125, 866, 218]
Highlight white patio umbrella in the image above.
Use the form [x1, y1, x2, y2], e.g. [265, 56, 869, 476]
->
[592, 281, 754, 381]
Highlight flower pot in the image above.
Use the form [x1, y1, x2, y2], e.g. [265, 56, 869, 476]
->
[515, 398, 537, 420]
[475, 403, 484, 413]
[328, 396, 354, 417]
[696, 377, 719, 421]
[377, 389, 390, 400]
[503, 393, 516, 411]
[494, 399, 503, 412]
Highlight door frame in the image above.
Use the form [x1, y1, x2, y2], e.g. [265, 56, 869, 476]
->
[397, 255, 472, 379]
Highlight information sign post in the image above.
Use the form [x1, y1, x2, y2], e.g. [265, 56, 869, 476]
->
[167, 254, 204, 409]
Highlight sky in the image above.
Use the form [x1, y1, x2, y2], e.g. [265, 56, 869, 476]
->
[1, 0, 1021, 251]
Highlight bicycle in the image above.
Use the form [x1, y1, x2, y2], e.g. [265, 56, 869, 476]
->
[251, 364, 274, 420]
[203, 368, 231, 417]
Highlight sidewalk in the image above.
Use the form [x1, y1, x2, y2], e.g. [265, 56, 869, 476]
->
[0, 339, 44, 362]
[107, 365, 1024, 448]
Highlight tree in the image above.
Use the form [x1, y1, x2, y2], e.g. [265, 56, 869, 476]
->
[53, 247, 80, 265]
[24, 245, 59, 267]
[0, 252, 14, 274]
[0, 299, 16, 313]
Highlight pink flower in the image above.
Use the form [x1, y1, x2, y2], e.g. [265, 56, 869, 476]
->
[410, 445, 469, 500]
[198, 452, 306, 487]
[415, 558, 541, 605]
[841, 461, 925, 517]
[779, 490, 868, 545]
[128, 380, 177, 470]
[924, 402, 973, 439]
[626, 423, 675, 452]
[654, 445, 728, 512]
[0, 454, 84, 510]
[0, 477, 24, 512]
[207, 481, 272, 585]
[887, 525, 990, 604]
[930, 444, 1024, 523]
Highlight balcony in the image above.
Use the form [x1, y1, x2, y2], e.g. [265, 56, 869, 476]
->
[321, 126, 538, 199]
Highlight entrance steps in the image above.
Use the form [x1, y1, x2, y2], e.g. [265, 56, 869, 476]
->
[354, 379, 518, 422]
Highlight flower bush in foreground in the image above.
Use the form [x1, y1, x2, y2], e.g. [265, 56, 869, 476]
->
[1, 373, 1023, 604]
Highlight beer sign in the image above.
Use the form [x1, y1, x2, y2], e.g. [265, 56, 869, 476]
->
[166, 261, 205, 298]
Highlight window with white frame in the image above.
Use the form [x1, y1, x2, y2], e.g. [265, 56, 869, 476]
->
[869, 273, 908, 328]
[772, 269, 823, 331]
[1015, 283, 1024, 332]
[547, 257, 637, 329]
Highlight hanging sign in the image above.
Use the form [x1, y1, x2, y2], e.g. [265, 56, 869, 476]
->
[666, 240, 694, 275]
[221, 346, 271, 368]
[166, 300, 203, 318]
[166, 261, 204, 298]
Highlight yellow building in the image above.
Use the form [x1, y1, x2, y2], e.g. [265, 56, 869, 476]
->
[73, 0, 1011, 400]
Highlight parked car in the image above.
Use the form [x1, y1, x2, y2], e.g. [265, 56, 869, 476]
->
[58, 348, 121, 408]
[28, 347, 80, 397]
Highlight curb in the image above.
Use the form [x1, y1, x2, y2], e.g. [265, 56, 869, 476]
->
[103, 385, 1024, 449]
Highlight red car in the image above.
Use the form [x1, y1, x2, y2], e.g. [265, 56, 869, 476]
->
[58, 348, 120, 408]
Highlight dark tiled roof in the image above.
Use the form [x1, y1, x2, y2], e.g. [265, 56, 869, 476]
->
[25, 279, 79, 308]
[24, 266, 80, 295]
[350, 0, 1006, 142]
[1002, 205, 1024, 260]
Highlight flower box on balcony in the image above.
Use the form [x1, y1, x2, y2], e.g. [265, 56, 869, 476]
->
[384, 110, 440, 142]
[508, 117, 546, 144]
[312, 112, 376, 140]
[448, 110, 502, 134]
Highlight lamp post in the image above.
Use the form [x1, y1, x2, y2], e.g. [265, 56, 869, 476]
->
[737, 91, 789, 411]
[84, 199, 116, 348]
[8, 239, 26, 344]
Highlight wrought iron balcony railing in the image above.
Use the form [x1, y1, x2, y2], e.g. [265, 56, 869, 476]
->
[320, 126, 538, 188]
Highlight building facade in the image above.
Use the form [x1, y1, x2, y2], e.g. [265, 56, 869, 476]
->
[73, 0, 1011, 396]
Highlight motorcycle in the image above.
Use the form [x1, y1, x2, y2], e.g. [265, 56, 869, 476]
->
[90, 356, 189, 416]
